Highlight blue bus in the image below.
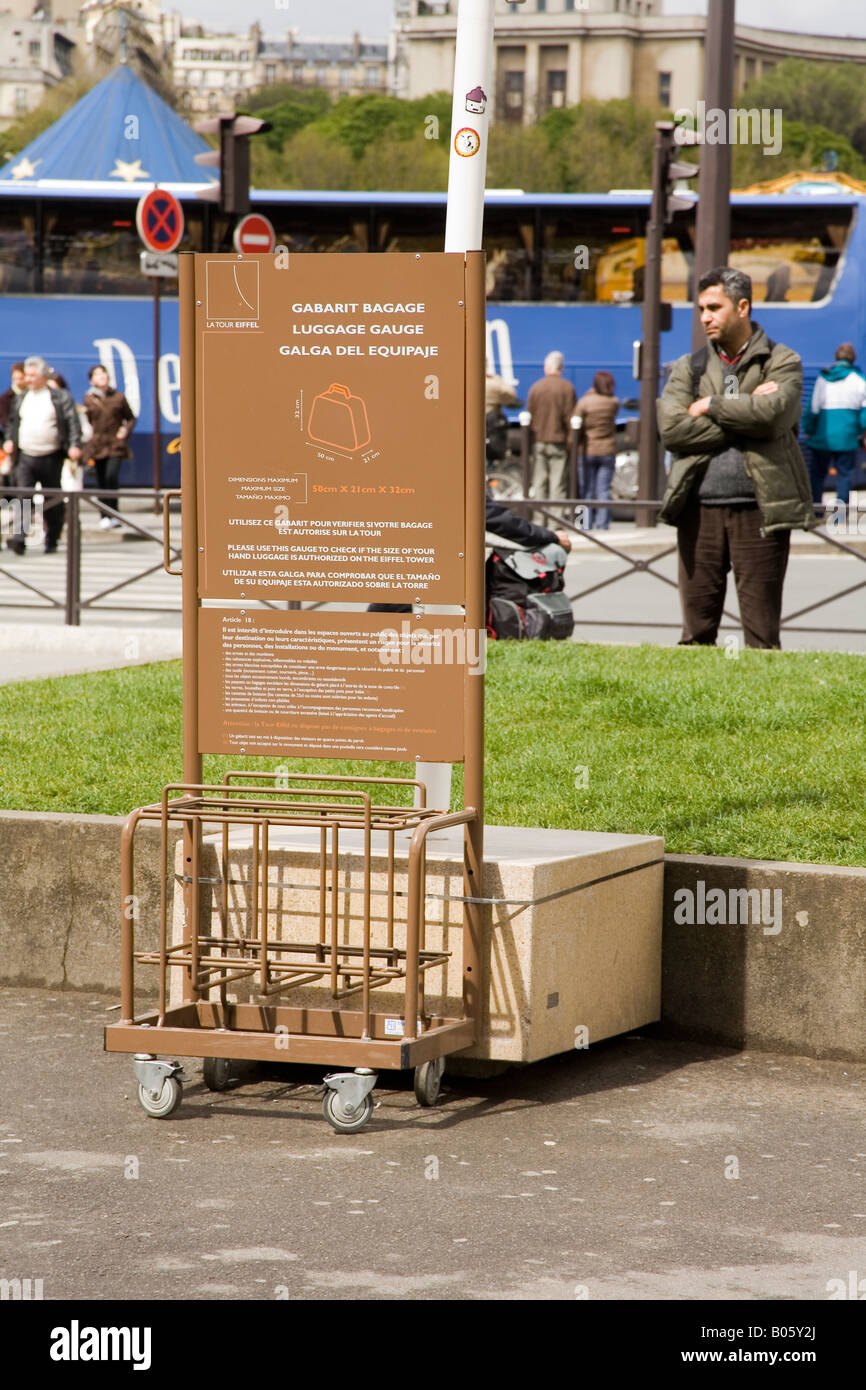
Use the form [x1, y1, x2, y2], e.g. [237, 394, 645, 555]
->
[0, 185, 860, 484]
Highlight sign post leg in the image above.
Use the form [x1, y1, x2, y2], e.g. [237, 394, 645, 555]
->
[152, 274, 161, 513]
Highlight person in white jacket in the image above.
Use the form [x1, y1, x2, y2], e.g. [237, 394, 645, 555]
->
[802, 343, 866, 508]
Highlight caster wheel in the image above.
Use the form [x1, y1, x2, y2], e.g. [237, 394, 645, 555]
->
[137, 1074, 182, 1119]
[414, 1056, 445, 1107]
[202, 1056, 233, 1091]
[322, 1088, 374, 1134]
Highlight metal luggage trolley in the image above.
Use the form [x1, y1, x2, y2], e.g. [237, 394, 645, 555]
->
[105, 250, 488, 1132]
[106, 773, 479, 1130]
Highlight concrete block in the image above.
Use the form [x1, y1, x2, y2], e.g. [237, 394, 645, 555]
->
[663, 855, 866, 1060]
[170, 823, 665, 1063]
[0, 810, 181, 992]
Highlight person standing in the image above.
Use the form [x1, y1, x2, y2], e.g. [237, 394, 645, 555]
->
[83, 364, 136, 528]
[2, 355, 82, 553]
[577, 370, 619, 530]
[657, 266, 815, 649]
[527, 350, 576, 521]
[0, 361, 25, 550]
[0, 361, 25, 435]
[802, 343, 866, 512]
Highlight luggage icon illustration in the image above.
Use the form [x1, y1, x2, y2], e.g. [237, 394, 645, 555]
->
[307, 382, 371, 452]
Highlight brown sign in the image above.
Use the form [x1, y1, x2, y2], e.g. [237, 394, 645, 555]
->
[198, 609, 470, 762]
[194, 253, 466, 604]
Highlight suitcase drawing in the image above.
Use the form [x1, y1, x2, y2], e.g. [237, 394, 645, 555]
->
[308, 382, 371, 452]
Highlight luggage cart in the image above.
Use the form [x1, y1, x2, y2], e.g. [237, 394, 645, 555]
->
[104, 773, 480, 1131]
[105, 250, 487, 1133]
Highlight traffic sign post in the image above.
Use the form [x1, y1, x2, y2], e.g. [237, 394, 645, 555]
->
[233, 213, 275, 255]
[136, 189, 184, 500]
[135, 188, 184, 253]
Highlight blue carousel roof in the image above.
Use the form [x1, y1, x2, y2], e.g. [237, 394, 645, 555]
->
[0, 65, 217, 191]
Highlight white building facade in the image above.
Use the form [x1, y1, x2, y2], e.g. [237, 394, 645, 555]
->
[392, 0, 866, 124]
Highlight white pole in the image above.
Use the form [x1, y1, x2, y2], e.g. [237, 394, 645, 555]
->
[416, 0, 495, 813]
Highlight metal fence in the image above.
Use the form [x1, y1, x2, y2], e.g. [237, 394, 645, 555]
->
[1, 484, 864, 640]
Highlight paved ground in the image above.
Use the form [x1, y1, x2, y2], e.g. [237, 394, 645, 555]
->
[1, 987, 865, 1303]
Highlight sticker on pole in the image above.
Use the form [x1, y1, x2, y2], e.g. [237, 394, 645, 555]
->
[136, 189, 184, 253]
[233, 213, 276, 255]
[454, 127, 480, 158]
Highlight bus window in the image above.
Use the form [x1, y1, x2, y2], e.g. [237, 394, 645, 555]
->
[541, 208, 645, 302]
[374, 203, 446, 253]
[247, 203, 370, 255]
[0, 203, 37, 293]
[484, 206, 534, 301]
[727, 206, 851, 304]
[42, 201, 142, 295]
[41, 201, 205, 296]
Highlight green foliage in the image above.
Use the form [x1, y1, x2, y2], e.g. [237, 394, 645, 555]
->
[3, 645, 866, 866]
[313, 92, 452, 160]
[240, 88, 331, 151]
[537, 98, 665, 192]
[740, 59, 866, 157]
[731, 120, 866, 187]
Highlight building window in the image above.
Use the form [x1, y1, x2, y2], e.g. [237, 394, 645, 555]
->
[537, 0, 546, 10]
[503, 69, 525, 122]
[546, 70, 566, 110]
[340, 67, 353, 88]
[365, 65, 381, 86]
[28, 40, 40, 57]
[14, 87, 29, 113]
[745, 57, 756, 84]
[658, 71, 672, 107]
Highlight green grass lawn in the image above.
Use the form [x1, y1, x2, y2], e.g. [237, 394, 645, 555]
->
[1, 643, 864, 866]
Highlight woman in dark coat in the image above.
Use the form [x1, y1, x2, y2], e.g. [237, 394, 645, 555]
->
[82, 364, 136, 527]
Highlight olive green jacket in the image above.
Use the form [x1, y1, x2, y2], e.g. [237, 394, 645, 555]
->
[657, 327, 816, 532]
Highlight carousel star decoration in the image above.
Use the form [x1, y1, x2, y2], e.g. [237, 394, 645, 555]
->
[10, 156, 41, 180]
[110, 157, 150, 181]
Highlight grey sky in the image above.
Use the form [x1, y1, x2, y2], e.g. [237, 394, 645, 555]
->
[171, 1, 865, 40]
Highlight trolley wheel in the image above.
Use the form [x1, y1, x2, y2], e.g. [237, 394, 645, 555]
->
[322, 1088, 374, 1134]
[137, 1074, 182, 1119]
[413, 1056, 445, 1108]
[202, 1056, 233, 1092]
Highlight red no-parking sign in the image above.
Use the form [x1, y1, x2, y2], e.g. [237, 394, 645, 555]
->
[136, 188, 184, 253]
[233, 213, 276, 254]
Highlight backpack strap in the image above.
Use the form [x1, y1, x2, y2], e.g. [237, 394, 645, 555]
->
[690, 345, 710, 399]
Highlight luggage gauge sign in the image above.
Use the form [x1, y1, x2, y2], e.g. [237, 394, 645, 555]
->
[194, 252, 468, 607]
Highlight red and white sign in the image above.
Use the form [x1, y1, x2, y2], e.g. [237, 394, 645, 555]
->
[136, 189, 184, 253]
[233, 213, 276, 255]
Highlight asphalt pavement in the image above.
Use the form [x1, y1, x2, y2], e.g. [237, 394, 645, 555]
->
[1, 986, 865, 1303]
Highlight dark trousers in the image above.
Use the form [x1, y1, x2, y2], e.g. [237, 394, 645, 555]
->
[677, 500, 790, 649]
[806, 447, 857, 508]
[93, 455, 123, 513]
[16, 450, 66, 548]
